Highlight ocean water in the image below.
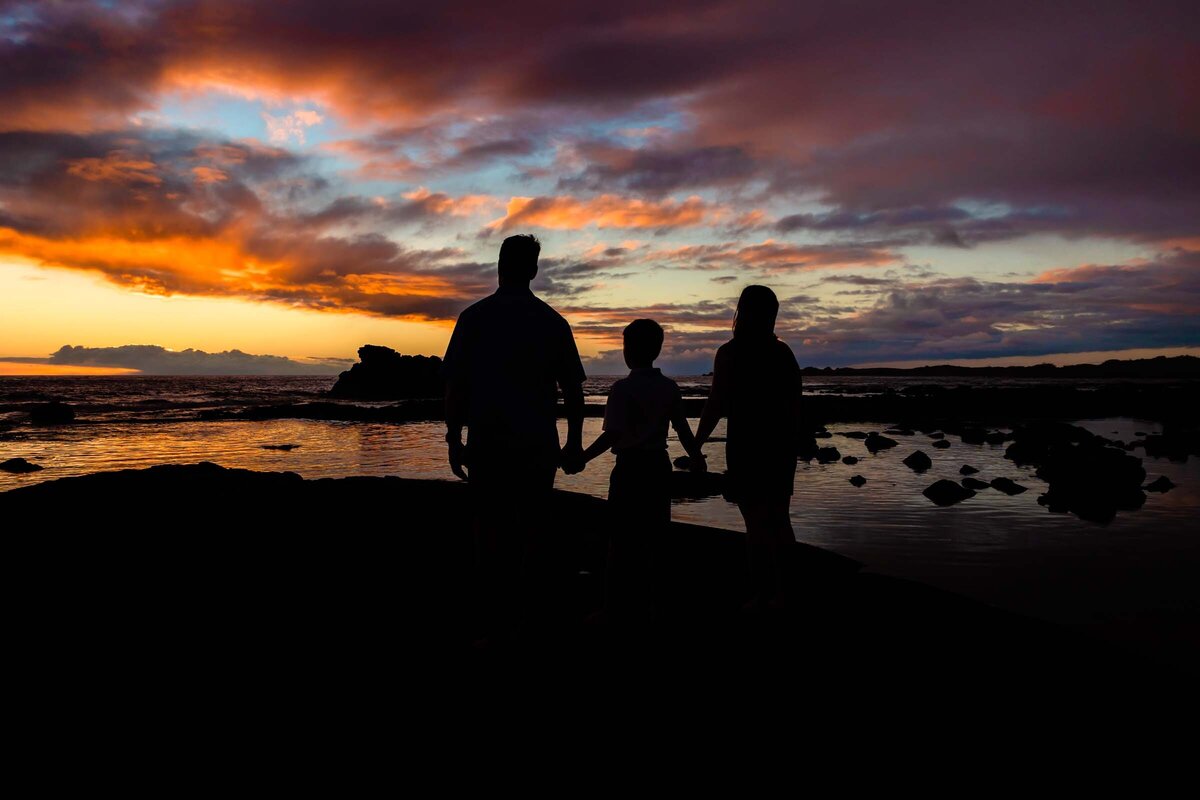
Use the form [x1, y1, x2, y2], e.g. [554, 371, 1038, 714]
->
[2, 375, 1198, 635]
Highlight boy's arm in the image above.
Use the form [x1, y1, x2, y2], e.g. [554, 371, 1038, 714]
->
[672, 398, 707, 472]
[582, 430, 614, 464]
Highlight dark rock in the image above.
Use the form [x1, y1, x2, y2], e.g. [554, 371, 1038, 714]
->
[816, 446, 841, 464]
[932, 440, 951, 449]
[959, 464, 980, 475]
[929, 432, 945, 440]
[884, 428, 914, 436]
[923, 479, 975, 506]
[673, 456, 692, 470]
[327, 345, 444, 399]
[0, 457, 43, 473]
[903, 450, 933, 472]
[261, 444, 301, 451]
[961, 478, 990, 490]
[841, 456, 859, 465]
[1144, 476, 1175, 493]
[849, 475, 866, 487]
[960, 427, 988, 445]
[1135, 431, 1147, 437]
[984, 431, 1010, 445]
[864, 433, 898, 453]
[29, 401, 75, 425]
[1142, 430, 1200, 462]
[813, 431, 833, 439]
[1011, 424, 1148, 523]
[841, 431, 868, 439]
[990, 477, 1028, 495]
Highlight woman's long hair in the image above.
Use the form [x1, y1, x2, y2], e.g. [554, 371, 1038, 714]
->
[732, 285, 779, 340]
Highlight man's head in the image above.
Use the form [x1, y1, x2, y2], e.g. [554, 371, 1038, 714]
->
[498, 233, 541, 284]
[623, 318, 664, 369]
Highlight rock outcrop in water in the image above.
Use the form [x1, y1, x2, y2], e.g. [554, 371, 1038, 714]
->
[29, 401, 74, 425]
[1005, 422, 1147, 523]
[1, 457, 43, 473]
[864, 432, 898, 453]
[327, 345, 445, 400]
[903, 450, 933, 472]
[923, 479, 975, 506]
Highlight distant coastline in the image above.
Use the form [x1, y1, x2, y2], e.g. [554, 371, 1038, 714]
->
[798, 355, 1200, 379]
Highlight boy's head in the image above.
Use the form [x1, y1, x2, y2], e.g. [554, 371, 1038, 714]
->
[623, 318, 664, 368]
[497, 233, 540, 284]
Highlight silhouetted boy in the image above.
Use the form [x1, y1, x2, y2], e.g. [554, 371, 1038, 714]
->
[572, 319, 705, 623]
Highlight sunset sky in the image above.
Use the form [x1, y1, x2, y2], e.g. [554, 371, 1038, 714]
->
[1, 1, 1197, 374]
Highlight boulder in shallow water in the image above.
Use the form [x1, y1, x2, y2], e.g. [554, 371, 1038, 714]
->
[932, 440, 951, 449]
[0, 457, 43, 473]
[29, 401, 74, 425]
[923, 479, 975, 506]
[959, 464, 980, 475]
[849, 475, 866, 487]
[864, 433, 898, 453]
[816, 446, 841, 464]
[328, 345, 444, 399]
[990, 477, 1028, 495]
[261, 444, 301, 451]
[961, 478, 990, 490]
[929, 432, 945, 440]
[903, 450, 933, 472]
[842, 456, 859, 465]
[1143, 476, 1175, 493]
[984, 431, 1011, 445]
[841, 431, 868, 439]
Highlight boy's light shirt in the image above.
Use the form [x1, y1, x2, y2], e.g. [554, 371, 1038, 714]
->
[602, 367, 682, 454]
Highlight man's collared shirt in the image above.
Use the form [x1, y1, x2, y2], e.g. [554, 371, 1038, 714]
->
[441, 284, 586, 455]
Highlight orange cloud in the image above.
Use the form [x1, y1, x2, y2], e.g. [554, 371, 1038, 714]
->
[65, 152, 161, 185]
[488, 194, 716, 232]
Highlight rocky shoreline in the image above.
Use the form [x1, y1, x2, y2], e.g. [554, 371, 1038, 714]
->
[2, 461, 1192, 703]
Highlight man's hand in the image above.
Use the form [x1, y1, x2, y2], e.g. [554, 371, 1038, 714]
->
[447, 436, 469, 481]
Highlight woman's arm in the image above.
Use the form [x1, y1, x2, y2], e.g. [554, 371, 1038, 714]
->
[694, 344, 731, 447]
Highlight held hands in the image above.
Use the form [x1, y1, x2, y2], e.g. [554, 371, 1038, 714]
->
[689, 451, 708, 473]
[559, 442, 586, 475]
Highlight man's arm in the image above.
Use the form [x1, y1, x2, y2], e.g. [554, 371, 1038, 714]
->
[441, 316, 471, 480]
[556, 317, 587, 465]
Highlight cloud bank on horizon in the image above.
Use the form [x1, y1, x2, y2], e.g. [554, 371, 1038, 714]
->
[0, 0, 1197, 371]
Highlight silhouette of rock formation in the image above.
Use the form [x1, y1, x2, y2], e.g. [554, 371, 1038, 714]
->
[29, 401, 74, 425]
[1, 457, 42, 473]
[327, 345, 445, 399]
[924, 479, 975, 506]
[903, 450, 933, 472]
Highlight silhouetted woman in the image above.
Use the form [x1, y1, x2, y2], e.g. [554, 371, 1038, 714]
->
[695, 285, 802, 609]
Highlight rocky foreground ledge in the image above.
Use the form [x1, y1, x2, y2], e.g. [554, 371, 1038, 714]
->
[1, 461, 1189, 716]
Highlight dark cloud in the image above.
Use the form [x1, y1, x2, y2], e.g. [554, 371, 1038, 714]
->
[42, 344, 343, 375]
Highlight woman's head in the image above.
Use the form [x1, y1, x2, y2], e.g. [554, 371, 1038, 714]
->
[732, 285, 779, 340]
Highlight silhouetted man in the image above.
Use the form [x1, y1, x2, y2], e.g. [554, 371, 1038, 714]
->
[441, 233, 586, 639]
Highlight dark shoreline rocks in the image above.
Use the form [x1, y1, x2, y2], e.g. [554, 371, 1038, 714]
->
[0, 461, 1177, 697]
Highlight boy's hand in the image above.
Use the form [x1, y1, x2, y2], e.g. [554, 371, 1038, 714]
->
[689, 452, 708, 473]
